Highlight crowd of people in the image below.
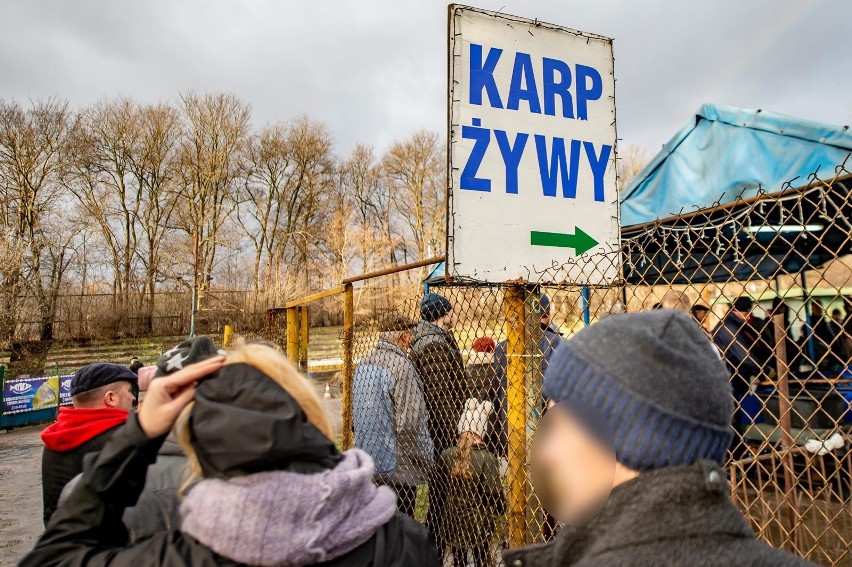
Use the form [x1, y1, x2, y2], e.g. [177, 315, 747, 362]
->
[23, 291, 824, 566]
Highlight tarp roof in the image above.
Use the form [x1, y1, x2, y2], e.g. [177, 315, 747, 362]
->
[423, 261, 445, 288]
[620, 104, 852, 227]
[622, 175, 852, 285]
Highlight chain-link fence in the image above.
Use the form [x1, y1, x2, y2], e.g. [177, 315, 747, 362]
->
[275, 160, 852, 566]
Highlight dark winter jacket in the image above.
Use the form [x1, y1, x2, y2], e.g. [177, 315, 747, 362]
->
[756, 316, 801, 374]
[439, 443, 504, 547]
[806, 316, 850, 371]
[40, 406, 128, 525]
[59, 433, 188, 540]
[503, 461, 816, 567]
[124, 433, 186, 539]
[712, 312, 763, 400]
[24, 363, 440, 567]
[409, 321, 469, 457]
[465, 351, 496, 400]
[491, 323, 562, 455]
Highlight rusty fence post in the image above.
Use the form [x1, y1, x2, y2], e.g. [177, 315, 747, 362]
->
[300, 305, 310, 372]
[773, 312, 800, 554]
[342, 283, 354, 450]
[505, 286, 527, 547]
[286, 307, 300, 365]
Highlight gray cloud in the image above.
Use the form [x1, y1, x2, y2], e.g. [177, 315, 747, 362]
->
[0, 0, 849, 155]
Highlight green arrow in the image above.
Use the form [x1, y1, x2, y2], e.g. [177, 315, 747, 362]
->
[530, 227, 599, 255]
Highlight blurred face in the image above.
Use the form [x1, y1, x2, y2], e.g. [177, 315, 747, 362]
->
[693, 309, 708, 323]
[105, 381, 136, 412]
[437, 310, 454, 330]
[398, 329, 413, 350]
[531, 401, 616, 524]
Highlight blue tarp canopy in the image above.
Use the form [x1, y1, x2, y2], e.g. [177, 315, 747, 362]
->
[422, 261, 445, 289]
[620, 105, 852, 285]
[620, 104, 852, 227]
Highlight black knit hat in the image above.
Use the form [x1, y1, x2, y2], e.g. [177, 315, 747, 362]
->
[155, 336, 224, 378]
[733, 296, 754, 312]
[70, 363, 138, 397]
[542, 309, 733, 470]
[421, 293, 452, 322]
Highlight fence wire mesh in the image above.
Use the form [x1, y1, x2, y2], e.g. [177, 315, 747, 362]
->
[274, 160, 852, 566]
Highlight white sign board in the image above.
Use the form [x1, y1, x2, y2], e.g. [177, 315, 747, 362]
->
[447, 5, 619, 284]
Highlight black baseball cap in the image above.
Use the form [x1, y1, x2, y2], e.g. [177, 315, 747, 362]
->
[70, 363, 138, 397]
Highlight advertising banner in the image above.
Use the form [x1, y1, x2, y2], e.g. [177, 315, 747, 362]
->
[2, 375, 60, 415]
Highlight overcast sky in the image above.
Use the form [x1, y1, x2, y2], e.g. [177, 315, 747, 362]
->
[1, 0, 850, 157]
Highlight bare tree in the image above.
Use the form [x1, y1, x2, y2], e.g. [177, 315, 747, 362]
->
[617, 144, 651, 191]
[0, 227, 25, 343]
[278, 116, 336, 295]
[238, 123, 293, 295]
[339, 143, 394, 274]
[132, 103, 182, 332]
[0, 96, 460, 342]
[68, 99, 142, 310]
[0, 98, 75, 340]
[381, 129, 445, 267]
[176, 92, 250, 300]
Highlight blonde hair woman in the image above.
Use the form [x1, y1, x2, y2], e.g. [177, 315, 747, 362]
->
[24, 341, 439, 567]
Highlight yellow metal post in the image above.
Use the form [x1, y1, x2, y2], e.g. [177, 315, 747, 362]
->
[505, 286, 527, 547]
[300, 305, 310, 371]
[223, 324, 233, 348]
[286, 307, 300, 365]
[341, 283, 354, 449]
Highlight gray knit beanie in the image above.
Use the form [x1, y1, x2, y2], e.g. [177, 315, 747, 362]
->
[542, 309, 733, 470]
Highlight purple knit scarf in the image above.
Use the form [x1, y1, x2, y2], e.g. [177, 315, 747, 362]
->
[180, 449, 397, 566]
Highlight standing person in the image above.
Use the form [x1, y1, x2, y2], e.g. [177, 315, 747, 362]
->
[353, 314, 434, 517]
[125, 337, 224, 539]
[491, 293, 562, 457]
[440, 399, 503, 567]
[712, 296, 763, 451]
[691, 304, 710, 328]
[660, 290, 692, 313]
[24, 344, 440, 567]
[843, 297, 852, 360]
[409, 292, 469, 551]
[504, 310, 814, 566]
[807, 301, 849, 371]
[466, 336, 496, 400]
[40, 363, 137, 525]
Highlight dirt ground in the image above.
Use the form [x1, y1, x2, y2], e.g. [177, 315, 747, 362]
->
[0, 425, 46, 566]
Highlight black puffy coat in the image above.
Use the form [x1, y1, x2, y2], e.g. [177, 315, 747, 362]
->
[409, 321, 469, 457]
[123, 433, 186, 540]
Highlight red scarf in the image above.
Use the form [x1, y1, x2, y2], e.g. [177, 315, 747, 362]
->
[41, 407, 129, 452]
